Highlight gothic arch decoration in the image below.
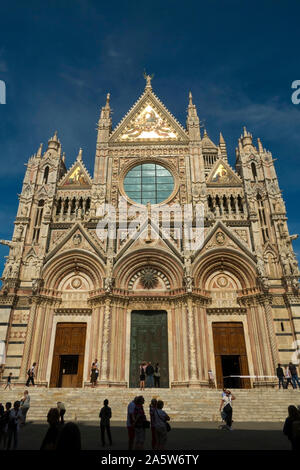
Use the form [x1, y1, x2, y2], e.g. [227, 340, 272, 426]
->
[113, 249, 183, 291]
[42, 249, 105, 292]
[193, 249, 258, 291]
[263, 246, 279, 278]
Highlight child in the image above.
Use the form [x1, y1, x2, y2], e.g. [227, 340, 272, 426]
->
[4, 373, 12, 390]
[99, 399, 112, 447]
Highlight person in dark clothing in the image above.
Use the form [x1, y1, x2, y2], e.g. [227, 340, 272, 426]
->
[154, 363, 160, 388]
[99, 399, 112, 446]
[276, 364, 285, 389]
[26, 362, 37, 387]
[7, 401, 22, 450]
[0, 402, 11, 449]
[40, 408, 60, 450]
[283, 405, 300, 450]
[289, 362, 300, 389]
[145, 362, 154, 388]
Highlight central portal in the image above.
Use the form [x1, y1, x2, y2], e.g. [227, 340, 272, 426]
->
[129, 310, 169, 388]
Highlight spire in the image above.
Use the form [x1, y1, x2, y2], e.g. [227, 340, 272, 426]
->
[36, 143, 43, 159]
[47, 131, 61, 151]
[257, 137, 263, 154]
[62, 152, 66, 163]
[186, 90, 200, 140]
[98, 92, 112, 138]
[219, 132, 228, 161]
[241, 126, 253, 150]
[77, 148, 83, 161]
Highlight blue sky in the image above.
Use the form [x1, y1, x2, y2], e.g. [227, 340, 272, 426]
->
[0, 0, 300, 275]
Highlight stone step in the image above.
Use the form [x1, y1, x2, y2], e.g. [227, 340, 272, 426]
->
[1, 388, 298, 422]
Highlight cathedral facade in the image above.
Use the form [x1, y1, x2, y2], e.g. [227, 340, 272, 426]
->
[0, 77, 299, 389]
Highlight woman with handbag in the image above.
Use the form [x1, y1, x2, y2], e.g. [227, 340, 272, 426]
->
[154, 400, 170, 450]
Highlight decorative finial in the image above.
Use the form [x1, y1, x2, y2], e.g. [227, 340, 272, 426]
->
[143, 70, 154, 89]
[106, 93, 110, 107]
[189, 91, 193, 106]
[77, 148, 83, 161]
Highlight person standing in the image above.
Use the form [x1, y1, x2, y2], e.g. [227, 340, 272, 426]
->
[219, 389, 235, 430]
[20, 390, 30, 425]
[90, 362, 97, 388]
[145, 362, 154, 388]
[57, 402, 66, 424]
[4, 373, 13, 390]
[6, 401, 22, 450]
[99, 399, 112, 447]
[149, 398, 157, 450]
[40, 408, 60, 450]
[154, 363, 160, 388]
[94, 358, 99, 383]
[0, 402, 11, 449]
[283, 405, 300, 450]
[127, 397, 137, 450]
[289, 362, 300, 389]
[132, 396, 147, 450]
[26, 362, 37, 387]
[276, 364, 285, 389]
[154, 400, 170, 450]
[285, 366, 294, 389]
[139, 363, 146, 390]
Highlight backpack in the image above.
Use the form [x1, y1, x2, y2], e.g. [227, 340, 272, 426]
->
[292, 420, 300, 441]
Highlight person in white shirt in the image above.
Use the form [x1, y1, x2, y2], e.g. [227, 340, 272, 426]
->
[285, 366, 294, 389]
[219, 390, 235, 430]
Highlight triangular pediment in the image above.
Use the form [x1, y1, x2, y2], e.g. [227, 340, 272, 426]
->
[58, 160, 92, 188]
[206, 159, 242, 186]
[115, 216, 182, 263]
[45, 223, 105, 263]
[193, 221, 256, 262]
[110, 90, 189, 143]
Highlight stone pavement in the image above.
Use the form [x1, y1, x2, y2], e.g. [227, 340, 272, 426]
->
[7, 420, 291, 451]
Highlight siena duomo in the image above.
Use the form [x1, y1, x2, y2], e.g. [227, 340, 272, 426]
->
[0, 75, 299, 389]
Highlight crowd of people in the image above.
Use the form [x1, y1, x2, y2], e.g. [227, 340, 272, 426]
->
[127, 396, 170, 450]
[139, 362, 160, 390]
[276, 363, 300, 389]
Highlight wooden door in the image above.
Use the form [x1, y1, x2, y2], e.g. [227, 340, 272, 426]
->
[213, 322, 250, 389]
[50, 323, 86, 388]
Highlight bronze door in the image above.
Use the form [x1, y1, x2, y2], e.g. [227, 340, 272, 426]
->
[50, 323, 86, 388]
[130, 310, 169, 388]
[213, 322, 250, 389]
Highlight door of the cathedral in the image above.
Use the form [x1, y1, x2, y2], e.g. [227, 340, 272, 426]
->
[213, 322, 251, 389]
[129, 310, 169, 388]
[50, 323, 86, 388]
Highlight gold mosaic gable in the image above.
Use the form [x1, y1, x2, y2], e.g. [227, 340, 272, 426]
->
[117, 102, 179, 141]
[206, 160, 242, 186]
[62, 164, 91, 188]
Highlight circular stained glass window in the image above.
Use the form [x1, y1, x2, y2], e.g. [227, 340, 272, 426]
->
[123, 163, 174, 205]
